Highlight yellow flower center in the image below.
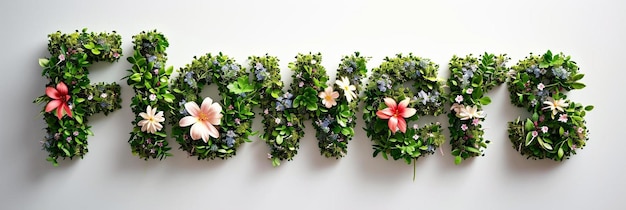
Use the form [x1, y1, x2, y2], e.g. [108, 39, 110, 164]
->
[198, 112, 209, 121]
[325, 95, 333, 101]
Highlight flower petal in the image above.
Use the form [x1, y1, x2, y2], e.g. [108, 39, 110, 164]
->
[56, 106, 63, 119]
[179, 116, 197, 127]
[200, 97, 214, 114]
[45, 87, 60, 99]
[383, 98, 397, 110]
[184, 101, 201, 117]
[402, 108, 417, 118]
[206, 122, 219, 139]
[376, 109, 392, 119]
[45, 100, 62, 112]
[189, 123, 203, 141]
[398, 98, 410, 108]
[139, 112, 149, 120]
[397, 118, 407, 133]
[331, 91, 339, 99]
[63, 104, 72, 118]
[388, 117, 398, 134]
[207, 113, 222, 125]
[56, 82, 69, 95]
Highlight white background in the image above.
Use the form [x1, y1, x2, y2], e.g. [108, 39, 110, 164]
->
[1, 0, 624, 209]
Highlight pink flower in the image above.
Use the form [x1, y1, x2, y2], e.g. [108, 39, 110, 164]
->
[472, 118, 480, 126]
[45, 82, 73, 119]
[466, 88, 473, 94]
[558, 114, 568, 123]
[541, 126, 549, 133]
[455, 95, 464, 103]
[318, 86, 339, 108]
[58, 54, 65, 62]
[461, 124, 468, 131]
[376, 98, 417, 134]
[537, 83, 545, 91]
[299, 81, 304, 87]
[264, 109, 269, 115]
[577, 127, 584, 133]
[532, 131, 539, 138]
[179, 97, 223, 143]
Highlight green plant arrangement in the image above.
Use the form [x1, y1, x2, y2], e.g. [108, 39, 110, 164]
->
[447, 53, 509, 164]
[507, 50, 593, 161]
[126, 30, 175, 160]
[312, 52, 369, 158]
[252, 54, 305, 166]
[34, 29, 123, 166]
[363, 54, 446, 179]
[169, 53, 257, 160]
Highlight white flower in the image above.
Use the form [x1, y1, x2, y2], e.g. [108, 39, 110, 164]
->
[456, 105, 484, 120]
[541, 126, 549, 133]
[275, 118, 281, 124]
[100, 93, 108, 98]
[537, 83, 545, 91]
[466, 88, 473, 94]
[311, 59, 317, 64]
[87, 95, 93, 100]
[558, 114, 568, 123]
[149, 94, 157, 101]
[543, 97, 569, 118]
[335, 77, 357, 103]
[455, 95, 464, 103]
[137, 105, 165, 134]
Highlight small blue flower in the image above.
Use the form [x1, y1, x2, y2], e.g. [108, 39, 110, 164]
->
[221, 65, 229, 72]
[419, 59, 429, 68]
[147, 55, 157, 63]
[427, 145, 435, 153]
[184, 72, 195, 86]
[418, 90, 431, 105]
[276, 102, 285, 111]
[226, 130, 236, 138]
[230, 64, 240, 71]
[255, 62, 264, 70]
[100, 102, 109, 108]
[345, 66, 353, 73]
[283, 92, 293, 99]
[255, 68, 267, 81]
[283, 99, 292, 108]
[225, 137, 235, 147]
[210, 144, 218, 151]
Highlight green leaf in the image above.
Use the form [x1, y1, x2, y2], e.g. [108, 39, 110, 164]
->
[571, 82, 586, 89]
[75, 98, 85, 103]
[525, 119, 535, 131]
[228, 76, 255, 94]
[38, 58, 49, 67]
[558, 147, 564, 159]
[454, 156, 462, 165]
[573, 74, 585, 81]
[465, 146, 481, 154]
[478, 97, 491, 105]
[276, 135, 283, 145]
[165, 66, 174, 75]
[559, 127, 565, 136]
[75, 115, 83, 124]
[585, 105, 594, 111]
[162, 93, 175, 103]
[62, 148, 71, 156]
[155, 132, 167, 137]
[525, 132, 534, 146]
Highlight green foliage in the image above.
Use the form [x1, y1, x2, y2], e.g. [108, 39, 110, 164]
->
[252, 54, 304, 165]
[447, 53, 509, 164]
[169, 52, 256, 160]
[363, 53, 445, 168]
[507, 50, 591, 161]
[126, 30, 174, 160]
[35, 29, 123, 166]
